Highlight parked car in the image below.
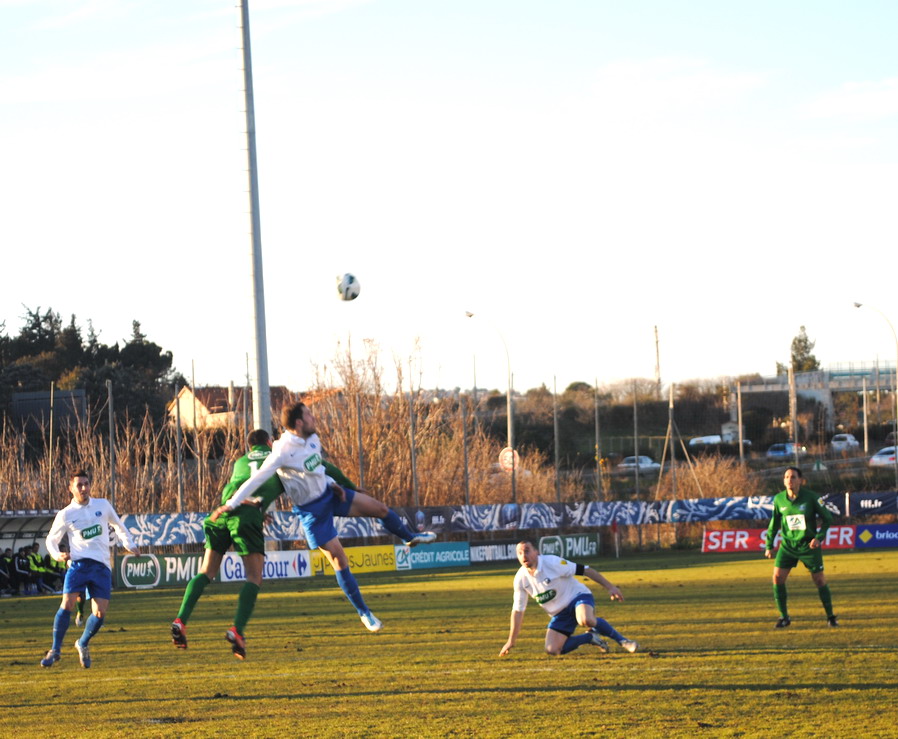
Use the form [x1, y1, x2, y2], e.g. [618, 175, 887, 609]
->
[689, 435, 722, 446]
[830, 434, 860, 453]
[868, 447, 896, 468]
[618, 455, 661, 471]
[765, 443, 807, 459]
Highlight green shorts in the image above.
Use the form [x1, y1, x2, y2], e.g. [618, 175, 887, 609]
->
[203, 506, 265, 557]
[774, 543, 824, 574]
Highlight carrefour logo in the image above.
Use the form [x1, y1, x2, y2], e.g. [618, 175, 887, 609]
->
[121, 554, 161, 588]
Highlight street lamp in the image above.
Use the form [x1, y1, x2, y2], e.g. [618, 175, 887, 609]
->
[465, 311, 516, 501]
[854, 302, 898, 487]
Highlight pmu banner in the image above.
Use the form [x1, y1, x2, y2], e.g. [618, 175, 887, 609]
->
[701, 526, 857, 553]
[855, 524, 898, 548]
[117, 551, 313, 588]
[393, 542, 470, 570]
[538, 533, 601, 559]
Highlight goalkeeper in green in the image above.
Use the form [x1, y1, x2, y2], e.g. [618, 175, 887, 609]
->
[764, 466, 838, 628]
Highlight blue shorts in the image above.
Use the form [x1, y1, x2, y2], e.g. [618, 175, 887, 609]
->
[293, 485, 356, 550]
[63, 558, 112, 601]
[547, 593, 595, 636]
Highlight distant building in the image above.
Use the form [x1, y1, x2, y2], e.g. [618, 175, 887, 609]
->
[167, 385, 296, 430]
[167, 385, 343, 430]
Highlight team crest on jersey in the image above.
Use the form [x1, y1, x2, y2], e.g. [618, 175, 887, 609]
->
[304, 453, 322, 472]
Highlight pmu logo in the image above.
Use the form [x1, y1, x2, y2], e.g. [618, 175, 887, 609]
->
[121, 554, 160, 588]
[539, 536, 563, 556]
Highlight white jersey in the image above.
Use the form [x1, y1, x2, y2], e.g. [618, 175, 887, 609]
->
[512, 554, 590, 616]
[45, 496, 136, 567]
[225, 431, 332, 510]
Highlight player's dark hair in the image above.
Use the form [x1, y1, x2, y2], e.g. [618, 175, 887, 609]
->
[247, 429, 271, 447]
[281, 402, 307, 430]
[69, 469, 89, 481]
[516, 540, 536, 549]
[785, 466, 803, 478]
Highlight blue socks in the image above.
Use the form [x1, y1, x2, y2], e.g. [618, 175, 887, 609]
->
[334, 568, 368, 616]
[592, 618, 626, 644]
[79, 614, 104, 646]
[51, 608, 71, 652]
[560, 633, 594, 654]
[380, 510, 415, 542]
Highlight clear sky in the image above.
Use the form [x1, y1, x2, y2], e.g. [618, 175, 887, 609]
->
[3, 0, 897, 395]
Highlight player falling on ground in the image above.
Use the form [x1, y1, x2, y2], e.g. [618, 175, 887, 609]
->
[765, 466, 838, 629]
[171, 429, 284, 660]
[499, 540, 638, 657]
[40, 469, 140, 669]
[209, 401, 435, 633]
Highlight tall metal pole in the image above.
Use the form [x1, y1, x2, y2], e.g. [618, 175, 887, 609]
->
[175, 389, 184, 513]
[594, 378, 603, 501]
[737, 381, 745, 466]
[48, 381, 54, 509]
[240, 0, 271, 433]
[355, 393, 365, 489]
[633, 381, 640, 498]
[553, 377, 561, 503]
[461, 394, 471, 506]
[106, 380, 115, 508]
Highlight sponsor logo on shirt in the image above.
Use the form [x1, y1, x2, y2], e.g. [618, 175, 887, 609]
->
[304, 453, 322, 472]
[81, 524, 102, 540]
[535, 589, 557, 604]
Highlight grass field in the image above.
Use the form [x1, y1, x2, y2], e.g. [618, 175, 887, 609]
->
[3, 549, 896, 738]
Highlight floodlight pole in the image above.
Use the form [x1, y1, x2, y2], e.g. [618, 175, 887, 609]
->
[240, 0, 271, 432]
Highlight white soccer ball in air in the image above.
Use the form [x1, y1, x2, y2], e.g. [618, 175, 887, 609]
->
[337, 273, 360, 301]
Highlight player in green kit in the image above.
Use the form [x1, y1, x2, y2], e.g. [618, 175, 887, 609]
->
[764, 466, 838, 628]
[170, 429, 284, 659]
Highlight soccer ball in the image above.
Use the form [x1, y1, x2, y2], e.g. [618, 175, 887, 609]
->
[337, 273, 360, 301]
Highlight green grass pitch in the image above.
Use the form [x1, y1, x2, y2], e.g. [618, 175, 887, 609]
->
[3, 549, 896, 738]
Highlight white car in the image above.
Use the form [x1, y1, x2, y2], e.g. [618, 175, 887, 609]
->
[830, 434, 859, 453]
[868, 447, 896, 468]
[618, 455, 661, 471]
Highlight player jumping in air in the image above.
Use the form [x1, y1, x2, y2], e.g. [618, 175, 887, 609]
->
[209, 401, 436, 633]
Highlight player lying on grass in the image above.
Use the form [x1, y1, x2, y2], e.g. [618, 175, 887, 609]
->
[210, 401, 436, 634]
[765, 466, 838, 629]
[499, 540, 638, 657]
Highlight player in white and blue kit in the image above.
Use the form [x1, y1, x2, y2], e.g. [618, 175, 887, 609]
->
[500, 540, 638, 657]
[40, 470, 139, 668]
[211, 401, 435, 633]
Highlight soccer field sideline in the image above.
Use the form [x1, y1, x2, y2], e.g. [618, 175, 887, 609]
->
[3, 549, 897, 738]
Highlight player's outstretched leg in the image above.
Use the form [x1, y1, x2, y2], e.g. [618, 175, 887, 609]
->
[591, 618, 638, 653]
[334, 567, 382, 632]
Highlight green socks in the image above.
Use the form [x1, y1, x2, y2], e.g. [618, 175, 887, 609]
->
[773, 583, 788, 619]
[177, 573, 211, 623]
[234, 582, 260, 636]
[817, 584, 834, 618]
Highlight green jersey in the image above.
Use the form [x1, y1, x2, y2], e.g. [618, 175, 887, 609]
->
[220, 445, 284, 510]
[766, 487, 833, 551]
